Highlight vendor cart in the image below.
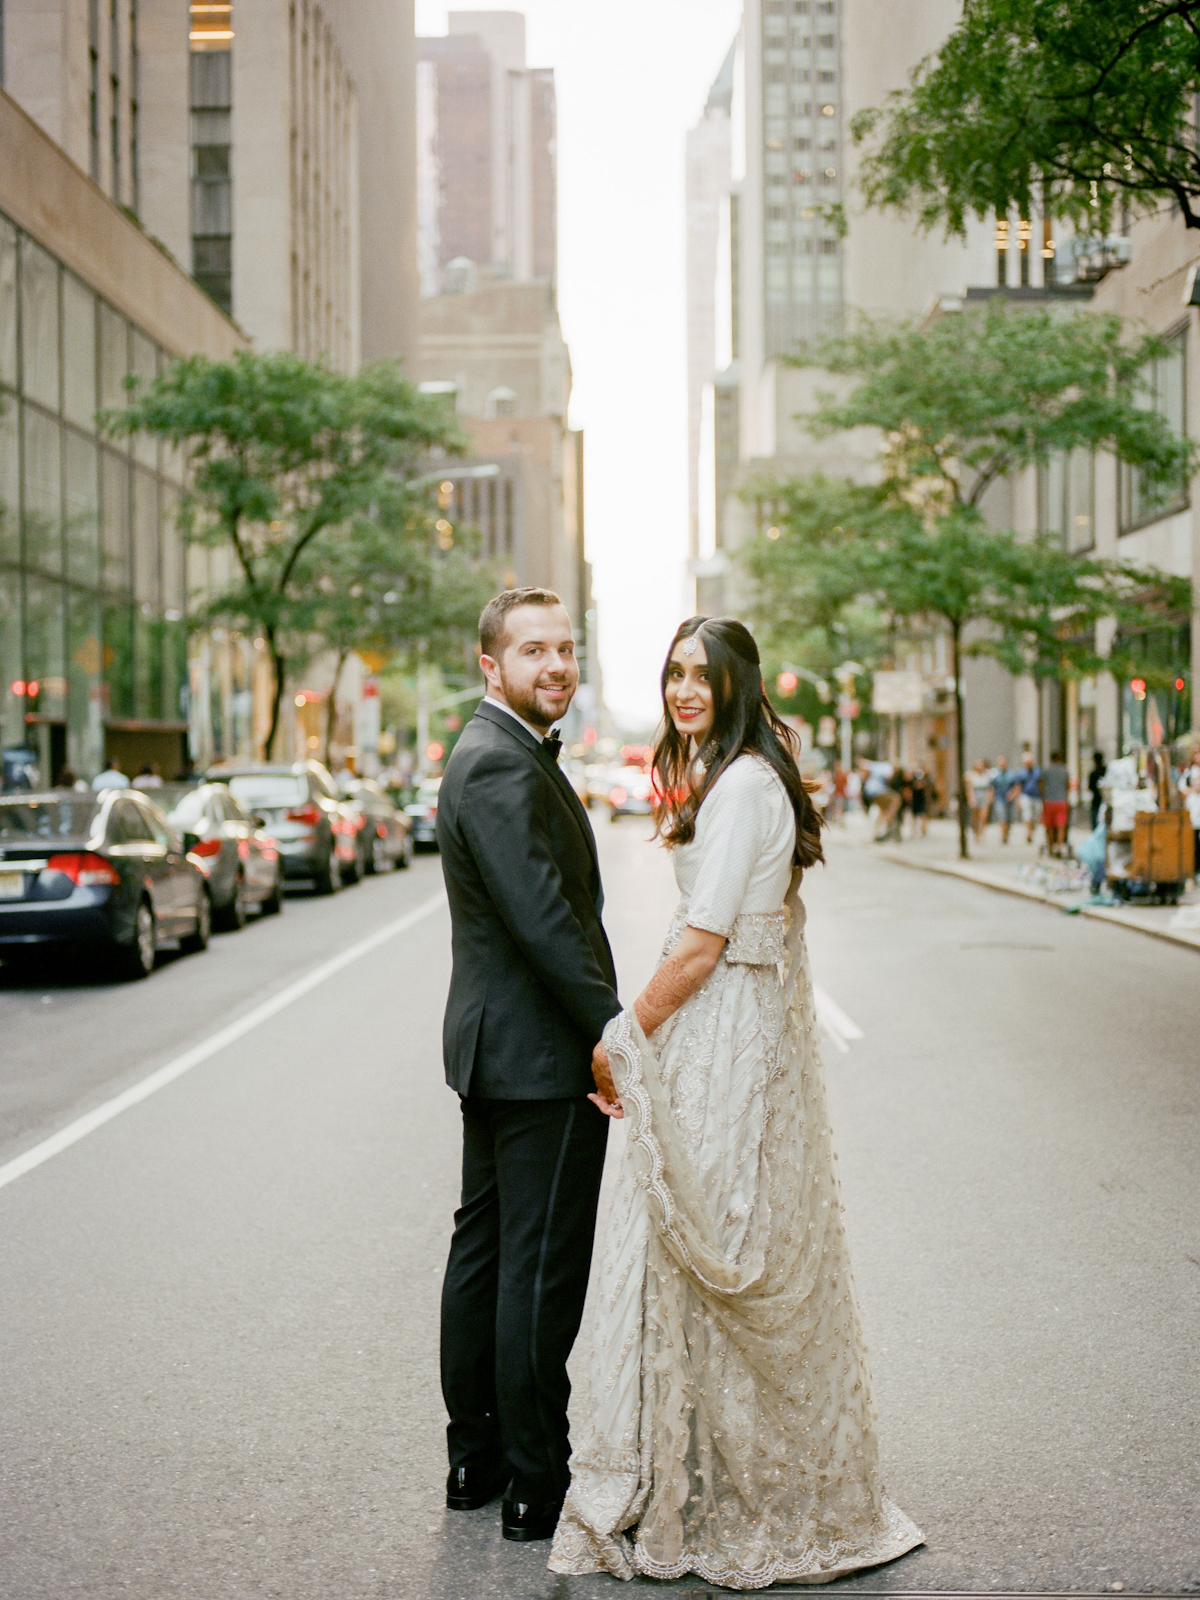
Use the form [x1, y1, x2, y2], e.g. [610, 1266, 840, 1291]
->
[1105, 748, 1195, 905]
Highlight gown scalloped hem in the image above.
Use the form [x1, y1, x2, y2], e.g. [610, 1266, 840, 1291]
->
[547, 756, 925, 1591]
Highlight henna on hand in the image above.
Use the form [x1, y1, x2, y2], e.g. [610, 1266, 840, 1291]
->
[632, 926, 726, 1037]
[589, 1039, 623, 1118]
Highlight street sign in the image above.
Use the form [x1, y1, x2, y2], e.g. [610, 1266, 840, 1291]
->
[871, 670, 924, 715]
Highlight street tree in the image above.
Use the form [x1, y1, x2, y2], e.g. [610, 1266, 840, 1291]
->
[851, 0, 1200, 236]
[294, 488, 500, 763]
[106, 350, 462, 757]
[740, 303, 1194, 857]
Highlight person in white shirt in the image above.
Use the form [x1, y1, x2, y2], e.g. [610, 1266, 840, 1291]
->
[91, 760, 131, 791]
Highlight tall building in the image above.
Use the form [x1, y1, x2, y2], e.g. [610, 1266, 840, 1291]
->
[417, 11, 555, 296]
[415, 14, 593, 720]
[1, 85, 245, 786]
[685, 44, 733, 582]
[1, 0, 418, 368]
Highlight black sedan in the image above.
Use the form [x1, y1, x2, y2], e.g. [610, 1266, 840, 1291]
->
[339, 778, 413, 873]
[212, 761, 355, 894]
[159, 782, 284, 927]
[0, 789, 211, 979]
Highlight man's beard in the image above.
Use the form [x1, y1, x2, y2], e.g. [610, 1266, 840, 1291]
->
[498, 666, 574, 730]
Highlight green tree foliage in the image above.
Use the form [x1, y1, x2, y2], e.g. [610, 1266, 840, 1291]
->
[742, 305, 1193, 858]
[105, 350, 464, 757]
[851, 0, 1200, 235]
[292, 488, 500, 761]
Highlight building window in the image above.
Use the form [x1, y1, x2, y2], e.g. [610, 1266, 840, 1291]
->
[129, 0, 140, 215]
[0, 206, 185, 780]
[1038, 449, 1094, 552]
[1118, 327, 1188, 532]
[89, 0, 100, 182]
[189, 4, 233, 314]
[109, 0, 120, 201]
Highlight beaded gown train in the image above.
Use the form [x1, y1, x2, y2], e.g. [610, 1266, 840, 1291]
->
[548, 754, 924, 1589]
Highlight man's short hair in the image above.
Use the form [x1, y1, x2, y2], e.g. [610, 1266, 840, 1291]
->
[479, 587, 563, 659]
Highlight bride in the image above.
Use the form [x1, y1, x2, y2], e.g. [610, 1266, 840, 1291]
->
[549, 616, 924, 1589]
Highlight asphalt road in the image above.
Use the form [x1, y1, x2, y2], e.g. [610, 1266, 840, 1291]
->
[0, 821, 1197, 1599]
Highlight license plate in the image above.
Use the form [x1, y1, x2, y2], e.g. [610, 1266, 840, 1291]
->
[0, 870, 25, 899]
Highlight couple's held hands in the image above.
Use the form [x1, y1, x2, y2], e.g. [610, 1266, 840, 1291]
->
[588, 930, 727, 1121]
[588, 1039, 623, 1118]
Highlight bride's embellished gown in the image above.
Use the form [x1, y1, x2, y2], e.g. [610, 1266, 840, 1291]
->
[549, 754, 924, 1589]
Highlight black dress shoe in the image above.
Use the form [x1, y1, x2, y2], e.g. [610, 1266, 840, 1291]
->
[446, 1465, 507, 1511]
[501, 1493, 565, 1542]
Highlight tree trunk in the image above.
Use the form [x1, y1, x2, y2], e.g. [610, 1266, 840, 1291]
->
[324, 647, 349, 769]
[951, 618, 970, 860]
[265, 627, 287, 761]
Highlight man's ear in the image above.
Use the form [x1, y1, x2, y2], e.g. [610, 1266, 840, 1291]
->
[480, 653, 499, 686]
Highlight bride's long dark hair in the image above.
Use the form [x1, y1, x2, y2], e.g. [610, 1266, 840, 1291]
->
[652, 615, 824, 870]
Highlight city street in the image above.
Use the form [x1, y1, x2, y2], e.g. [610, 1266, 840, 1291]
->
[1, 822, 1197, 1600]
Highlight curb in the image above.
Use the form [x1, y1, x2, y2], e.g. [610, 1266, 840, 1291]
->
[829, 838, 1200, 955]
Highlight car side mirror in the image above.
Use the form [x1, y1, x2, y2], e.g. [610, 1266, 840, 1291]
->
[252, 814, 266, 829]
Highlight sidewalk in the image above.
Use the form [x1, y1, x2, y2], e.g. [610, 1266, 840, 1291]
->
[828, 808, 1200, 953]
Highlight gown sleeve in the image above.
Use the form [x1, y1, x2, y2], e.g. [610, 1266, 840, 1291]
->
[683, 758, 776, 937]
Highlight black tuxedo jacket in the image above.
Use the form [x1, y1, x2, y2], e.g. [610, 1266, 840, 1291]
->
[436, 700, 620, 1099]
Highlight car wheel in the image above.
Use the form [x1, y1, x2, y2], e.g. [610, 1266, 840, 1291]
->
[398, 833, 413, 870]
[261, 871, 284, 915]
[342, 843, 364, 886]
[180, 888, 212, 953]
[114, 899, 157, 980]
[215, 871, 248, 931]
[371, 834, 392, 874]
[315, 851, 340, 895]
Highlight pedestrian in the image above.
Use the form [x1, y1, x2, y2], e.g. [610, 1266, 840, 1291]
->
[132, 762, 163, 790]
[990, 755, 1014, 843]
[436, 588, 621, 1544]
[909, 766, 929, 836]
[861, 758, 893, 837]
[1185, 776, 1200, 884]
[874, 765, 904, 841]
[968, 758, 993, 840]
[1009, 751, 1042, 844]
[91, 756, 130, 790]
[551, 615, 924, 1586]
[1088, 749, 1107, 831]
[1041, 751, 1071, 856]
[845, 764, 862, 814]
[830, 760, 848, 823]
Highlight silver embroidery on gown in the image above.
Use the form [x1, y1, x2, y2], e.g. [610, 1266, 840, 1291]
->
[549, 755, 924, 1589]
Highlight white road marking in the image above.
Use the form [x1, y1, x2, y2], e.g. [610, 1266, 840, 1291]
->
[813, 985, 864, 1055]
[0, 890, 447, 1195]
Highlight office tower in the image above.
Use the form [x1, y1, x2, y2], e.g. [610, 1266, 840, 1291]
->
[1, 0, 418, 367]
[417, 10, 555, 295]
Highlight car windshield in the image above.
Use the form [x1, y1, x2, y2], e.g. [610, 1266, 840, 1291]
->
[0, 797, 98, 840]
[226, 775, 306, 808]
[164, 788, 209, 827]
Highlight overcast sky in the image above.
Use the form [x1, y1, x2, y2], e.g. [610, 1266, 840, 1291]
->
[414, 0, 743, 727]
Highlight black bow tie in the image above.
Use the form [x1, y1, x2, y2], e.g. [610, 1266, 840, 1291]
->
[542, 731, 562, 761]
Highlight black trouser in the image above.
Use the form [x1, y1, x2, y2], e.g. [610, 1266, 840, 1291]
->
[440, 1095, 608, 1503]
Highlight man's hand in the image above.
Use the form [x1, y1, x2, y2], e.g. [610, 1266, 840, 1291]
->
[588, 1040, 623, 1119]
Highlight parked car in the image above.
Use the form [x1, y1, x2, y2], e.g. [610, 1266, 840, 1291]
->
[0, 789, 211, 979]
[404, 777, 442, 852]
[339, 778, 413, 873]
[607, 765, 656, 821]
[159, 782, 284, 927]
[211, 761, 355, 893]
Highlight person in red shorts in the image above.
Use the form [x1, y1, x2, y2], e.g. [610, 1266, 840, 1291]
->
[1041, 751, 1071, 856]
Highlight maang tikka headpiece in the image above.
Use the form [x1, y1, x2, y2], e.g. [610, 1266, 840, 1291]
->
[681, 631, 701, 657]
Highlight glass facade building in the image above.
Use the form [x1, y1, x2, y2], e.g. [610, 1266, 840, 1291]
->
[0, 207, 188, 788]
[760, 0, 843, 357]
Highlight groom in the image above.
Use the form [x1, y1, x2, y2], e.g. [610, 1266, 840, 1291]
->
[436, 587, 620, 1542]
